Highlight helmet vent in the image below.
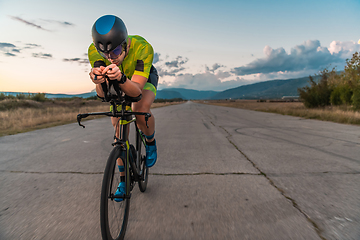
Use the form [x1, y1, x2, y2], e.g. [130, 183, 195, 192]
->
[107, 44, 112, 51]
[99, 43, 105, 51]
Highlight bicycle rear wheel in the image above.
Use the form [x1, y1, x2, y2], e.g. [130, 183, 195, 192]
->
[100, 146, 130, 240]
[137, 130, 148, 192]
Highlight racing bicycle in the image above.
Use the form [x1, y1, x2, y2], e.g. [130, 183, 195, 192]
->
[77, 74, 150, 240]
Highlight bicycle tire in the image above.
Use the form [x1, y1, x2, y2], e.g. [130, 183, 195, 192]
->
[100, 146, 130, 240]
[137, 130, 148, 192]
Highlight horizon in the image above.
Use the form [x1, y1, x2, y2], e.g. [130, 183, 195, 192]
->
[1, 73, 318, 95]
[1, 0, 359, 94]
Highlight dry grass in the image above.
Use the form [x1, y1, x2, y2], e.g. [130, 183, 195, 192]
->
[0, 99, 183, 136]
[199, 100, 360, 125]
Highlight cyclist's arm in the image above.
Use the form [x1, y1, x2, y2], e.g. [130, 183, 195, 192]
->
[105, 42, 153, 97]
[125, 43, 154, 95]
[89, 64, 108, 98]
[121, 74, 146, 97]
[103, 64, 144, 97]
[88, 44, 109, 98]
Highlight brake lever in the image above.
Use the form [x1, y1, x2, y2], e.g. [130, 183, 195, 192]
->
[145, 113, 151, 128]
[77, 114, 89, 128]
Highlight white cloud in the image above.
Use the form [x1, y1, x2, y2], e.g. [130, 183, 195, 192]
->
[328, 40, 360, 57]
[32, 53, 53, 59]
[164, 56, 188, 68]
[232, 40, 360, 76]
[157, 39, 360, 91]
[159, 71, 254, 91]
[205, 63, 224, 73]
[215, 70, 231, 79]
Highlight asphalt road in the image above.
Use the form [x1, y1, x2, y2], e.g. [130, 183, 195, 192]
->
[0, 101, 359, 240]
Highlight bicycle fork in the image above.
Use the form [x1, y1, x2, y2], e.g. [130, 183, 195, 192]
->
[109, 142, 132, 201]
[111, 141, 144, 202]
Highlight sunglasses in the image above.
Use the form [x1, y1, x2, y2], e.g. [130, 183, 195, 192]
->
[97, 41, 127, 59]
[99, 44, 123, 59]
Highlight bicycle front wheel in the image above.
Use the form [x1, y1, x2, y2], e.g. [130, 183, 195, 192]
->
[100, 146, 130, 240]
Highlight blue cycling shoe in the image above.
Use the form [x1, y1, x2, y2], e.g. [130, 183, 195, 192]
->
[146, 139, 157, 168]
[114, 182, 126, 202]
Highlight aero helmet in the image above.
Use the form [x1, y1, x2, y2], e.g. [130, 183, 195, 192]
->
[92, 15, 128, 59]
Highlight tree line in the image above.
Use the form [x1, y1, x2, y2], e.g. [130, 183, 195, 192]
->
[0, 92, 184, 104]
[298, 52, 360, 110]
[0, 92, 47, 102]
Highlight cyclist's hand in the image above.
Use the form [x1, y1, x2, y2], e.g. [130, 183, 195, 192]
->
[90, 67, 106, 84]
[103, 64, 122, 81]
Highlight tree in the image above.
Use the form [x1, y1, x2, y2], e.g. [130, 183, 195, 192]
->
[344, 52, 360, 109]
[299, 52, 360, 110]
[298, 69, 333, 108]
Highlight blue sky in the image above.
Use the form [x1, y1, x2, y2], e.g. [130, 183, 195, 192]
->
[0, 0, 359, 93]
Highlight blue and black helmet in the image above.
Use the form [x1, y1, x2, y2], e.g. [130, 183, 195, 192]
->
[92, 15, 128, 54]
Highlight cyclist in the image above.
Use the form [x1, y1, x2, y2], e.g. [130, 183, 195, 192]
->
[88, 15, 158, 201]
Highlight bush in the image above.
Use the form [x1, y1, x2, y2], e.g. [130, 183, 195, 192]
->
[330, 80, 353, 106]
[86, 95, 99, 100]
[330, 86, 342, 106]
[0, 93, 15, 100]
[0, 93, 6, 101]
[340, 83, 353, 105]
[299, 52, 360, 111]
[298, 69, 333, 108]
[345, 52, 360, 109]
[30, 93, 47, 102]
[0, 99, 39, 111]
[57, 97, 81, 101]
[352, 87, 360, 110]
[15, 93, 29, 100]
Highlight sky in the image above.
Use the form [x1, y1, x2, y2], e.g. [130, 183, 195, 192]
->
[0, 0, 360, 94]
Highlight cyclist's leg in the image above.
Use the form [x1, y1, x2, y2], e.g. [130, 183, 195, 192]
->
[111, 117, 121, 139]
[132, 88, 157, 167]
[132, 65, 158, 140]
[132, 89, 157, 168]
[134, 66, 158, 167]
[132, 89, 155, 138]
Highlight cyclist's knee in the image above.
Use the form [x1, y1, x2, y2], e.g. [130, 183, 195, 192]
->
[135, 114, 147, 125]
[133, 90, 154, 111]
[132, 102, 151, 113]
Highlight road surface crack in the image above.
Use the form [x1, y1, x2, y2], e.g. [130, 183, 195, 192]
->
[151, 172, 262, 176]
[267, 172, 360, 177]
[1, 170, 262, 177]
[0, 170, 103, 174]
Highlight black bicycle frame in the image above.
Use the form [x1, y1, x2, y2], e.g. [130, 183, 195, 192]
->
[77, 76, 151, 198]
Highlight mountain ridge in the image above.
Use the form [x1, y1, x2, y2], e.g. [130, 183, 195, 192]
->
[1, 75, 318, 100]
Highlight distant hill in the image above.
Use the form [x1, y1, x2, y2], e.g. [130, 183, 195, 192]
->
[211, 76, 319, 100]
[46, 92, 97, 98]
[1, 91, 97, 99]
[156, 88, 218, 100]
[156, 76, 316, 100]
[1, 74, 323, 101]
[155, 90, 185, 100]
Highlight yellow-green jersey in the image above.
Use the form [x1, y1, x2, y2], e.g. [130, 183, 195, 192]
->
[88, 35, 158, 96]
[88, 35, 154, 80]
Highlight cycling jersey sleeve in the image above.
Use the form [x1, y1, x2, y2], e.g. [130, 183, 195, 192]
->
[133, 44, 154, 79]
